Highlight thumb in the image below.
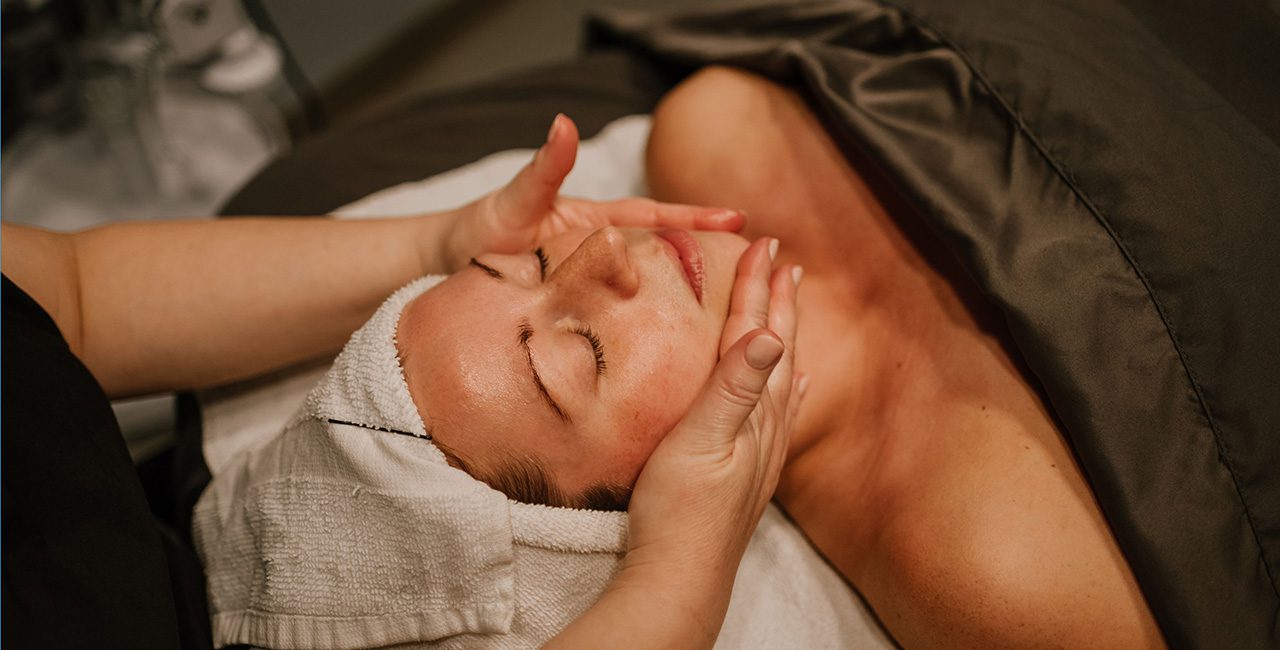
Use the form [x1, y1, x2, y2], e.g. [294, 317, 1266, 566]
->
[667, 329, 784, 454]
[495, 114, 579, 227]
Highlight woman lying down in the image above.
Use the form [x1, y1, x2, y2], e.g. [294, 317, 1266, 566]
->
[195, 69, 1165, 649]
[1, 69, 1163, 647]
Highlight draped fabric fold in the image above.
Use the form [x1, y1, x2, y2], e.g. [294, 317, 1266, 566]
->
[589, 1, 1280, 646]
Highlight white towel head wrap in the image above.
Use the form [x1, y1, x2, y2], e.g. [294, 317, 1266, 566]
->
[194, 275, 628, 650]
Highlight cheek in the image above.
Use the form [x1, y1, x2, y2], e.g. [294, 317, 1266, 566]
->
[598, 298, 720, 478]
[602, 370, 703, 484]
[607, 339, 717, 473]
[621, 371, 689, 435]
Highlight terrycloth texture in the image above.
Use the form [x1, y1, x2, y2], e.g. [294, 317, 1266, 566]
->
[194, 276, 512, 648]
[196, 115, 894, 648]
[194, 275, 634, 649]
[721, 506, 891, 649]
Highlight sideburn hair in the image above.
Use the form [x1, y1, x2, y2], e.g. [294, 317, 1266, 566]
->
[433, 438, 632, 512]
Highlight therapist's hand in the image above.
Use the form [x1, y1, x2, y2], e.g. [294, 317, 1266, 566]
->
[439, 114, 744, 272]
[547, 237, 803, 650]
[624, 236, 805, 643]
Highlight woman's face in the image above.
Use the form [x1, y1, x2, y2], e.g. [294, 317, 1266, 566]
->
[398, 226, 749, 500]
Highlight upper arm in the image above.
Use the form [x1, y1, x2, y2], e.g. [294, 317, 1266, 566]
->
[1, 223, 84, 355]
[866, 450, 1167, 649]
[873, 519, 1165, 649]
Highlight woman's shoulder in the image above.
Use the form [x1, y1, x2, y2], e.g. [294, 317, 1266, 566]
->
[862, 419, 1166, 649]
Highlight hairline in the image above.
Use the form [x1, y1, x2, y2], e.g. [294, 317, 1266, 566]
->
[432, 433, 629, 511]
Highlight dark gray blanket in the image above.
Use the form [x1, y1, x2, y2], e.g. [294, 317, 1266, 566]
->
[590, 1, 1280, 647]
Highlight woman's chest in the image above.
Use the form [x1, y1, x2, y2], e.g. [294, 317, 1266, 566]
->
[777, 266, 1078, 576]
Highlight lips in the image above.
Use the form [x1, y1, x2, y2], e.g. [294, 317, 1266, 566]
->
[655, 228, 705, 303]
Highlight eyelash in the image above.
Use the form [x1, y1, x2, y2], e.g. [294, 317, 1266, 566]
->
[575, 324, 607, 376]
[534, 247, 549, 279]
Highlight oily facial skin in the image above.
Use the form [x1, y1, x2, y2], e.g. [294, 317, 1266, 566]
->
[397, 226, 749, 498]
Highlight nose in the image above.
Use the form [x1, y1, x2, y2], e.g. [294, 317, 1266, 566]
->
[550, 226, 640, 299]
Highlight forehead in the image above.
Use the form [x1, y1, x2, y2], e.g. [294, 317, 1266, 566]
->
[399, 272, 533, 436]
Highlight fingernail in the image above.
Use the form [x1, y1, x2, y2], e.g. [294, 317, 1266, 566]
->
[535, 116, 561, 165]
[546, 113, 564, 142]
[746, 334, 784, 369]
[791, 265, 804, 286]
[768, 238, 779, 261]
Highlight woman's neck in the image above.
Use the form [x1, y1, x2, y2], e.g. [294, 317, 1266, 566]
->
[772, 264, 954, 567]
[764, 190, 1015, 580]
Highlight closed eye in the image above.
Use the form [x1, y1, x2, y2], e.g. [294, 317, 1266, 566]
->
[534, 246, 607, 378]
[575, 324, 607, 376]
[534, 247, 549, 279]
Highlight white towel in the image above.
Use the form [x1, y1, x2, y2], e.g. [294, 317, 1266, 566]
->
[195, 275, 637, 649]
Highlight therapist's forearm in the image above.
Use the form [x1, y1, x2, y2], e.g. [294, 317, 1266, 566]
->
[1, 215, 455, 398]
[546, 559, 733, 650]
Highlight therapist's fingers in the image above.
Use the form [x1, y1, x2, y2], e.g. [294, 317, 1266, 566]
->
[591, 197, 745, 232]
[768, 265, 801, 344]
[767, 373, 806, 475]
[783, 375, 806, 443]
[720, 237, 777, 356]
[752, 265, 800, 481]
[494, 113, 579, 228]
[754, 372, 799, 483]
[766, 264, 801, 401]
[671, 328, 784, 455]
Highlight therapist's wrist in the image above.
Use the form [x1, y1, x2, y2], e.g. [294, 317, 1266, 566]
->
[546, 555, 729, 650]
[614, 546, 737, 638]
[413, 209, 463, 276]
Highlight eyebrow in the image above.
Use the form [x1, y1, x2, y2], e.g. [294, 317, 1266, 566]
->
[518, 319, 571, 424]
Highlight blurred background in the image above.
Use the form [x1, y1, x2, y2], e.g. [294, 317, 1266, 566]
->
[0, 0, 751, 460]
[5, 0, 1275, 463]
